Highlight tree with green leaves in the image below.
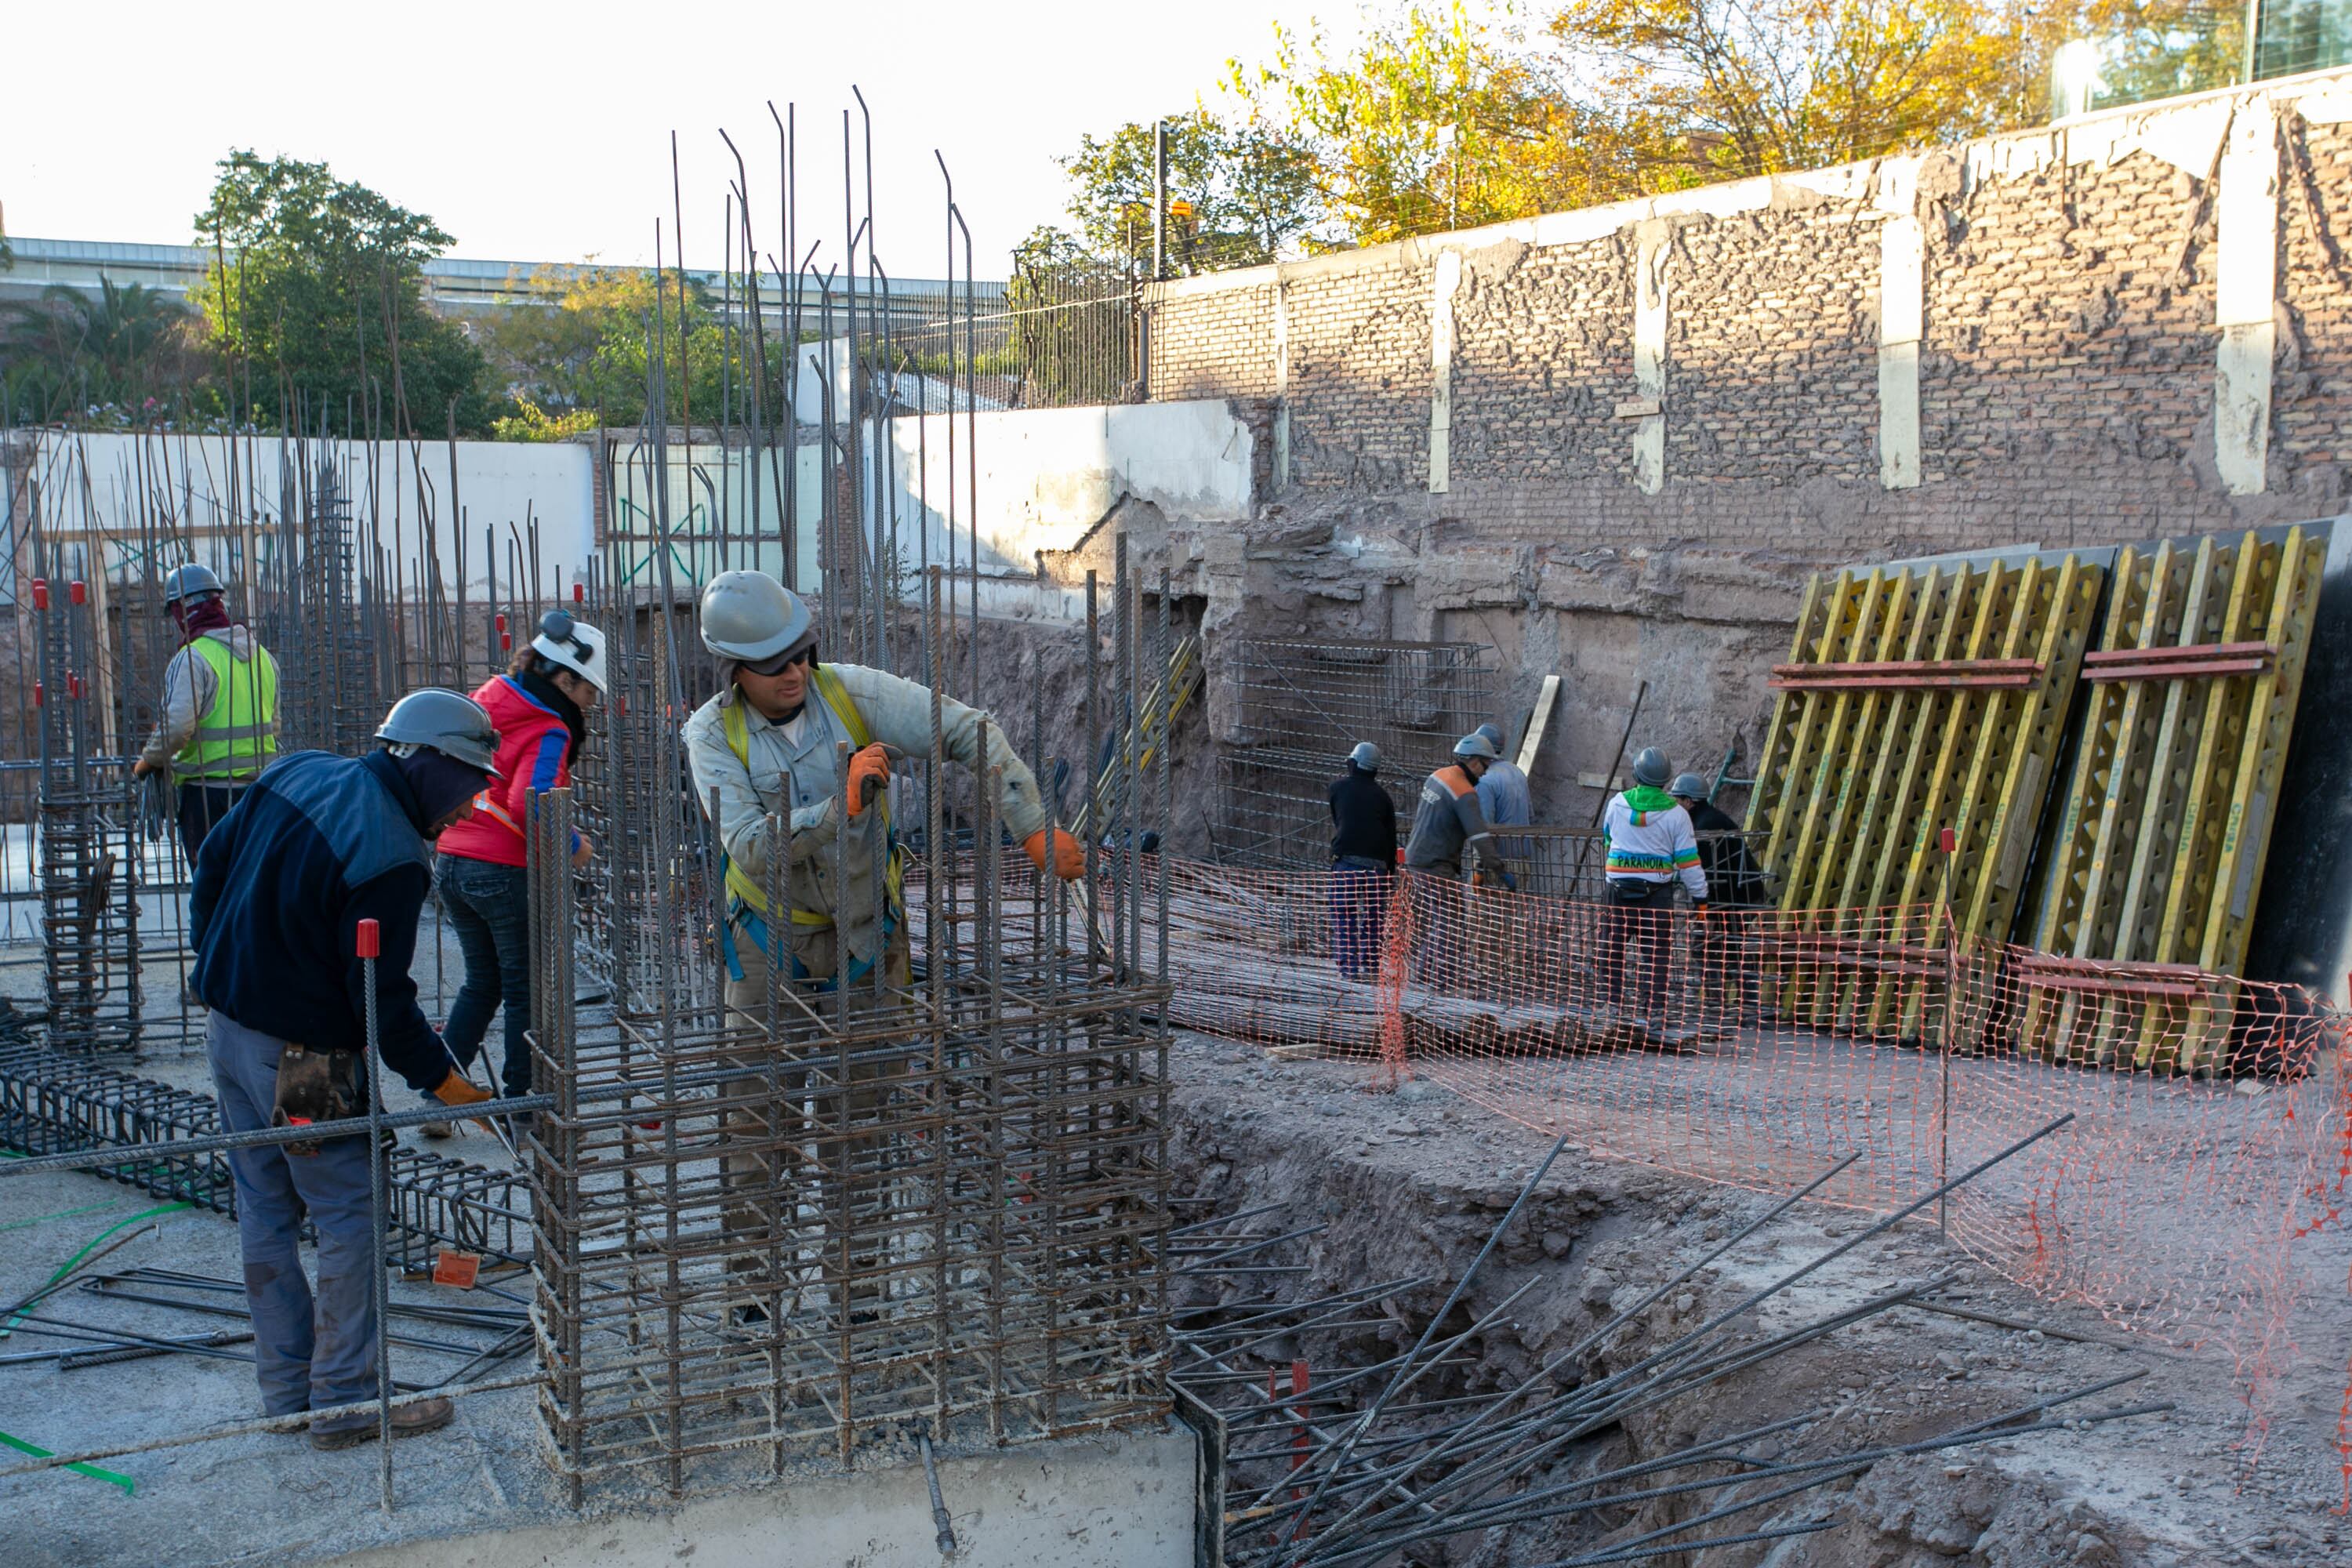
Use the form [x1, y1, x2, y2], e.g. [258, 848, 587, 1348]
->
[1544, 0, 2039, 184]
[2, 277, 209, 426]
[191, 151, 496, 435]
[1053, 111, 1323, 271]
[471, 262, 753, 437]
[1231, 2, 1610, 244]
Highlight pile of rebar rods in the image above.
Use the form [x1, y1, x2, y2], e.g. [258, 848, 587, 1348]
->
[1170, 1112, 2165, 1566]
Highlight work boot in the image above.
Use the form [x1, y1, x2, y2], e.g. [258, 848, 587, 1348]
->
[308, 1396, 454, 1450]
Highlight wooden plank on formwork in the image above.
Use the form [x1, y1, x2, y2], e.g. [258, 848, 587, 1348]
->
[2179, 524, 2327, 1069]
[1761, 571, 1895, 1018]
[2089, 537, 2232, 1067]
[1954, 554, 2101, 943]
[1783, 571, 1907, 915]
[2135, 530, 2271, 1071]
[2021, 541, 2181, 1063]
[1869, 561, 2024, 1033]
[1775, 570, 1907, 1023]
[1843, 565, 1989, 1025]
[1825, 566, 1958, 1027]
[1748, 572, 1864, 887]
[2069, 543, 2194, 1064]
[1744, 573, 1833, 845]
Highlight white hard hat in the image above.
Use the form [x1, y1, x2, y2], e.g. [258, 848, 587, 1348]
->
[530, 610, 608, 695]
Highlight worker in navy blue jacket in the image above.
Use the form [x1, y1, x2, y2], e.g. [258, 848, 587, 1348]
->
[190, 688, 500, 1450]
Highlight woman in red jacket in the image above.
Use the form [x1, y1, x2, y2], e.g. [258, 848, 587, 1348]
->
[423, 610, 606, 1134]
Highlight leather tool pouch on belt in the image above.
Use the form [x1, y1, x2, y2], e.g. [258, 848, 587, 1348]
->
[272, 1043, 364, 1156]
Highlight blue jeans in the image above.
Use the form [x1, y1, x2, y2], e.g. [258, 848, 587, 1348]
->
[436, 854, 533, 1099]
[205, 1011, 383, 1421]
[1329, 861, 1392, 982]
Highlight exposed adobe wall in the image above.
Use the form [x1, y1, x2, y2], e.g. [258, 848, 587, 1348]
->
[1136, 79, 2352, 829]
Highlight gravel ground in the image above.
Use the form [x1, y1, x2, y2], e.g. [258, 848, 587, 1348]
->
[1167, 1032, 2349, 1566]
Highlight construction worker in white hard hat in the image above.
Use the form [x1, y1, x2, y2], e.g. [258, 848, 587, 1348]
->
[131, 562, 281, 862]
[683, 568, 1085, 1329]
[420, 609, 606, 1138]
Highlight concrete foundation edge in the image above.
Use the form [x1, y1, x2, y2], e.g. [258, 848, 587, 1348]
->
[319, 1425, 1200, 1568]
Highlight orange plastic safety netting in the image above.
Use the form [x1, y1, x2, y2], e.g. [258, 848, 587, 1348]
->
[912, 853, 2352, 1493]
[1345, 866, 2352, 1490]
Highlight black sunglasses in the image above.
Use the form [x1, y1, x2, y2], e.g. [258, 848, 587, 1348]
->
[741, 644, 815, 677]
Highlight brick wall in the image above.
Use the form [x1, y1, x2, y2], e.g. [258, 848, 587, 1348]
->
[1145, 83, 2352, 566]
[1144, 80, 2352, 928]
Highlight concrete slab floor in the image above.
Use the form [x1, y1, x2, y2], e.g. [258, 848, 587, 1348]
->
[0, 1163, 1196, 1568]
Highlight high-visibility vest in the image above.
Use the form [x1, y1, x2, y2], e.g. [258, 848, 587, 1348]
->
[718, 664, 904, 928]
[179, 637, 279, 780]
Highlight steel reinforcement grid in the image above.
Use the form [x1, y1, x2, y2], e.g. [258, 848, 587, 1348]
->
[525, 757, 1174, 1498]
[0, 1029, 531, 1271]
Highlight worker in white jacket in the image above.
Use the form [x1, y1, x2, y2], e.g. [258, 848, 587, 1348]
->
[681, 569, 1085, 1330]
[1597, 746, 1708, 1040]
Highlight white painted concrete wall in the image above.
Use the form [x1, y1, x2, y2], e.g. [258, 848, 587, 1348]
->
[9, 396, 1250, 619]
[13, 431, 595, 602]
[322, 1426, 1198, 1568]
[883, 398, 1252, 577]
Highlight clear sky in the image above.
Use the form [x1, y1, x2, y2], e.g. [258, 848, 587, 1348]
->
[0, 0, 1377, 281]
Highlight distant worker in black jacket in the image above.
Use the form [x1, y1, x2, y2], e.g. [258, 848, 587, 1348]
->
[1669, 773, 1765, 905]
[191, 689, 501, 1450]
[1327, 742, 1398, 981]
[1671, 772, 1766, 1018]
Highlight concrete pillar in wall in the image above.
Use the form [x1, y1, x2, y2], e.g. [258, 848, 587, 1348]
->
[1632, 221, 1671, 496]
[1272, 277, 1290, 492]
[1876, 157, 1924, 490]
[1428, 249, 1461, 493]
[2214, 100, 2280, 496]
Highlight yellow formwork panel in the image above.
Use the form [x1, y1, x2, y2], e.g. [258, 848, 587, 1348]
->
[2015, 524, 2328, 1073]
[1744, 552, 2099, 1037]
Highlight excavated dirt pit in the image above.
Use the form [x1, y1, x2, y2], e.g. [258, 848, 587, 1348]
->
[1165, 1033, 2345, 1567]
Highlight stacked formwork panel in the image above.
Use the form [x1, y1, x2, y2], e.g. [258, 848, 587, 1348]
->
[2020, 525, 2328, 1071]
[1745, 551, 2105, 1036]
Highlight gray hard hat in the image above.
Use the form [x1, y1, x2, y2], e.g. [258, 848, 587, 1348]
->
[1668, 772, 1707, 800]
[1348, 742, 1381, 772]
[699, 570, 814, 663]
[163, 562, 224, 607]
[376, 688, 499, 776]
[1631, 746, 1671, 787]
[1475, 722, 1504, 748]
[1454, 732, 1501, 761]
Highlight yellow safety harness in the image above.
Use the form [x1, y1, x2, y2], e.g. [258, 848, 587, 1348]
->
[717, 664, 905, 986]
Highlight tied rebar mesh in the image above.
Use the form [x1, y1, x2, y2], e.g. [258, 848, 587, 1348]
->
[526, 778, 1173, 1501]
[1219, 638, 1497, 869]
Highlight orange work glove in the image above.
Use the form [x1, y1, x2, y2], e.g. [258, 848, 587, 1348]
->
[1024, 826, 1087, 880]
[433, 1071, 494, 1109]
[847, 742, 892, 817]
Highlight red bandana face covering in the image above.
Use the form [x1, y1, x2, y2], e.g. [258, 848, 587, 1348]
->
[175, 597, 234, 640]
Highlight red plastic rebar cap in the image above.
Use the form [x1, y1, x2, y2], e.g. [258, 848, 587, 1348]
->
[68, 581, 86, 605]
[30, 580, 48, 610]
[355, 918, 381, 959]
[1938, 827, 1957, 854]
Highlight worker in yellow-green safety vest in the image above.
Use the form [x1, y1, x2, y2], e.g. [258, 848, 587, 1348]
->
[682, 568, 1086, 1330]
[132, 563, 281, 863]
